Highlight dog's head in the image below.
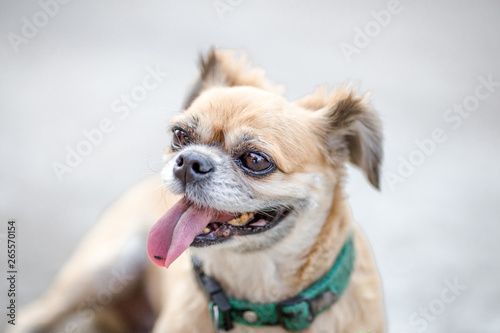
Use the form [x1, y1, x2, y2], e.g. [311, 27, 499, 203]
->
[147, 50, 382, 268]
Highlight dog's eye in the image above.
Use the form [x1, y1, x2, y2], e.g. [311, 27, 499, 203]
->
[239, 152, 273, 174]
[172, 128, 189, 150]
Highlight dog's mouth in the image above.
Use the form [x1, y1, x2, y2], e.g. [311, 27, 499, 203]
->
[146, 197, 291, 268]
[192, 206, 290, 247]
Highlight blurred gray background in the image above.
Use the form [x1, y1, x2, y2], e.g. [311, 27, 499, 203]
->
[1, 0, 499, 332]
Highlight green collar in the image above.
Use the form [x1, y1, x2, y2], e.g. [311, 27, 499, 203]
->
[193, 233, 355, 332]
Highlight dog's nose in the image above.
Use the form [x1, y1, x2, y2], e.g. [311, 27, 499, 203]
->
[173, 151, 214, 186]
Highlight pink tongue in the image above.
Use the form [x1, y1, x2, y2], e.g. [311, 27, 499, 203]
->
[147, 199, 214, 268]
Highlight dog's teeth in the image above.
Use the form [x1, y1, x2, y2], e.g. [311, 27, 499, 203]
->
[203, 228, 210, 233]
[240, 213, 249, 223]
[227, 212, 256, 226]
[228, 217, 244, 226]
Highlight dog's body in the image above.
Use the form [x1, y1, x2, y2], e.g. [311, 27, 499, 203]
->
[12, 50, 385, 333]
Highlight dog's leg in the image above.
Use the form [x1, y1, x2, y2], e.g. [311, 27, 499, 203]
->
[10, 177, 168, 333]
[13, 218, 149, 333]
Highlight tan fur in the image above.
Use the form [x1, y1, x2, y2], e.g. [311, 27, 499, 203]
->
[201, 49, 283, 93]
[11, 50, 385, 333]
[291, 184, 349, 291]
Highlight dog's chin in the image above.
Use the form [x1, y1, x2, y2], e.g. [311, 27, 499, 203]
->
[190, 203, 293, 249]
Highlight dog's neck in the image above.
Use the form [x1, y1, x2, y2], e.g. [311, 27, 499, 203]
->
[192, 184, 352, 303]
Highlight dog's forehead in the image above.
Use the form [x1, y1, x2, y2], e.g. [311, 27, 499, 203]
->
[182, 88, 295, 142]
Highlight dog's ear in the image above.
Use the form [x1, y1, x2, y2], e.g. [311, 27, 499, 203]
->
[296, 87, 383, 189]
[183, 49, 283, 109]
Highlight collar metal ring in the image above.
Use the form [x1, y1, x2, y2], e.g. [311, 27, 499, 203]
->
[212, 304, 220, 333]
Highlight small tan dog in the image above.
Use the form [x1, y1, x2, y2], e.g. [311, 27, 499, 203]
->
[12, 50, 385, 333]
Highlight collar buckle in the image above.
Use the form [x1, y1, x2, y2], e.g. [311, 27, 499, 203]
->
[276, 295, 315, 331]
